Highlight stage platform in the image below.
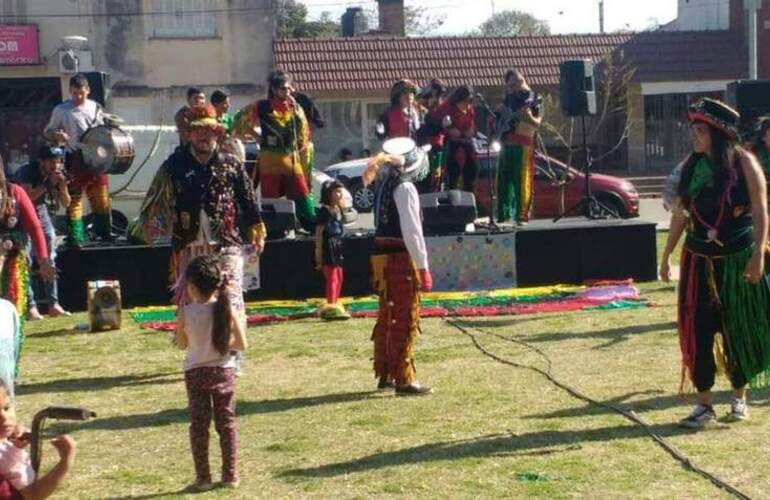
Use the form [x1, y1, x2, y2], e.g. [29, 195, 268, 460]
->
[57, 218, 658, 311]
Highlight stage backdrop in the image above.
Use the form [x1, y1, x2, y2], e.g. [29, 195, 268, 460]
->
[427, 232, 516, 291]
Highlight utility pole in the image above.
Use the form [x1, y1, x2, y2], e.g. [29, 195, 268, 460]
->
[746, 0, 760, 80]
[599, 0, 605, 33]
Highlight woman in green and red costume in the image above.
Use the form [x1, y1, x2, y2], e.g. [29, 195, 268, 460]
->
[0, 157, 55, 374]
[233, 71, 316, 229]
[660, 98, 770, 429]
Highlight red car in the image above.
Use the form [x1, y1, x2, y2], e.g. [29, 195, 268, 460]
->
[474, 150, 640, 219]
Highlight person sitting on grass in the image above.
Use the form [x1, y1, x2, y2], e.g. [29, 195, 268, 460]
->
[174, 255, 247, 491]
[0, 379, 76, 499]
[315, 180, 350, 320]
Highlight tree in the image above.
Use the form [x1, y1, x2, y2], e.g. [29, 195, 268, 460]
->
[473, 10, 550, 37]
[405, 5, 446, 36]
[276, 0, 340, 39]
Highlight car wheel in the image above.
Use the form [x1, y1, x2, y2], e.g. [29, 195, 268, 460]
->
[350, 180, 375, 213]
[594, 193, 627, 219]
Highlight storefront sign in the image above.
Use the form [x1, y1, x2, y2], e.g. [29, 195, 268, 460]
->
[0, 25, 40, 65]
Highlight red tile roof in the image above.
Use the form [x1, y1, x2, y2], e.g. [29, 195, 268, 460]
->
[273, 31, 746, 92]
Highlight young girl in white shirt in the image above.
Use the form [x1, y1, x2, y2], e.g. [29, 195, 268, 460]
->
[175, 255, 247, 491]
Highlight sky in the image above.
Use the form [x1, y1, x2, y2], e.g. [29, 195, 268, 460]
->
[301, 0, 680, 35]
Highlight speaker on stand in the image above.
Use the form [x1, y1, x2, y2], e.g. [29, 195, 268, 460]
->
[553, 59, 618, 222]
[726, 79, 770, 139]
[83, 71, 110, 108]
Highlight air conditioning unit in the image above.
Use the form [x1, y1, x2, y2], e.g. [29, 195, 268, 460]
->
[58, 49, 94, 74]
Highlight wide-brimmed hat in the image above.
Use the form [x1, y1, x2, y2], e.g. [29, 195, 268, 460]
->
[186, 104, 224, 132]
[382, 137, 429, 174]
[688, 98, 740, 139]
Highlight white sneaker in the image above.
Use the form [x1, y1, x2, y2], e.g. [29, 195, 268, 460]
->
[679, 404, 717, 429]
[725, 397, 748, 422]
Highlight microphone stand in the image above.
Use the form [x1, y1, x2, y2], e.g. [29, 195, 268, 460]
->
[474, 92, 499, 231]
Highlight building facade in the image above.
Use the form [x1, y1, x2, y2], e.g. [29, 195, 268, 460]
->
[1, 0, 275, 217]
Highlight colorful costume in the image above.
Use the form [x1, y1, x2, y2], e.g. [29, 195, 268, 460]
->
[233, 98, 316, 228]
[496, 91, 539, 223]
[134, 145, 264, 309]
[497, 133, 535, 223]
[0, 184, 49, 374]
[369, 138, 433, 394]
[678, 154, 770, 390]
[44, 98, 111, 245]
[316, 205, 349, 320]
[432, 101, 478, 192]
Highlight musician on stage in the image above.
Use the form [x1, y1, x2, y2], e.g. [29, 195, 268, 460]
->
[364, 138, 433, 395]
[13, 145, 71, 319]
[210, 89, 234, 135]
[496, 69, 542, 225]
[133, 104, 265, 317]
[431, 85, 479, 192]
[43, 73, 111, 247]
[375, 80, 421, 141]
[232, 71, 316, 230]
[176, 87, 207, 147]
[415, 79, 448, 193]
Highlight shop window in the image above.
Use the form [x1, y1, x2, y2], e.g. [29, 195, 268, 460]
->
[151, 0, 218, 39]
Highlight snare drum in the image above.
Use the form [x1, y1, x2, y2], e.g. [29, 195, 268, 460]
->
[80, 124, 135, 175]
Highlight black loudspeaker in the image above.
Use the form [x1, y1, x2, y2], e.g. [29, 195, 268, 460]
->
[260, 198, 297, 239]
[726, 80, 770, 137]
[83, 71, 109, 108]
[420, 190, 477, 235]
[560, 60, 597, 117]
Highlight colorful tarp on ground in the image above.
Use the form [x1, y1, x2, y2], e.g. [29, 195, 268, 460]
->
[130, 281, 652, 332]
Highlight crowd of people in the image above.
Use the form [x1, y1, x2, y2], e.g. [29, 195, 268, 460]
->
[1, 66, 770, 494]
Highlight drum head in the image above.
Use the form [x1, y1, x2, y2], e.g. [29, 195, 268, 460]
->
[80, 127, 115, 174]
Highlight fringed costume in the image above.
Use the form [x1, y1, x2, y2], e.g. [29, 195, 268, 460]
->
[0, 185, 49, 375]
[678, 155, 770, 391]
[234, 98, 316, 229]
[368, 139, 433, 395]
[132, 106, 265, 318]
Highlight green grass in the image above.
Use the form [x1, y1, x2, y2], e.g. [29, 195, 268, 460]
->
[19, 281, 769, 499]
[656, 230, 684, 267]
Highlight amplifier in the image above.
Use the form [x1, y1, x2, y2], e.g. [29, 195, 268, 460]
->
[420, 190, 477, 235]
[260, 198, 297, 239]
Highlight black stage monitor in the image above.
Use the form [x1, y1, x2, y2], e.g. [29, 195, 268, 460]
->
[420, 190, 477, 235]
[260, 198, 296, 240]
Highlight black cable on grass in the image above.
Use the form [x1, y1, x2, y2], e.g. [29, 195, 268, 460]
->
[445, 319, 752, 500]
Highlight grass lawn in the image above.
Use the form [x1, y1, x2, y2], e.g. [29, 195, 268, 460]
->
[18, 279, 770, 499]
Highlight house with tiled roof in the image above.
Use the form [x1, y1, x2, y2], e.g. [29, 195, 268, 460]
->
[275, 0, 767, 171]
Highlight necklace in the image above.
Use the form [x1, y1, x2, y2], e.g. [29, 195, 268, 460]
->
[691, 189, 727, 247]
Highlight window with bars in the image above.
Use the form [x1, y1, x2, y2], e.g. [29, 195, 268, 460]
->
[150, 0, 218, 39]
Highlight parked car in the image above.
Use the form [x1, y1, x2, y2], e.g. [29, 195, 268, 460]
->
[323, 150, 640, 218]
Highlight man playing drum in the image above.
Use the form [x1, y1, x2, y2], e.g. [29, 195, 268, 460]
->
[43, 73, 112, 247]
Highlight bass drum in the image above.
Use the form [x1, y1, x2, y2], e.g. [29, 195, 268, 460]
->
[80, 125, 135, 175]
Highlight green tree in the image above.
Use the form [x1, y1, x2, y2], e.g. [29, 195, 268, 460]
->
[474, 10, 550, 37]
[276, 0, 340, 39]
[405, 5, 446, 36]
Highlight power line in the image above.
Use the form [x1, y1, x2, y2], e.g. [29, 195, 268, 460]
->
[0, 1, 380, 19]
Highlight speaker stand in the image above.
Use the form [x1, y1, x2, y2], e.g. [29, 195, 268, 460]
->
[553, 114, 619, 223]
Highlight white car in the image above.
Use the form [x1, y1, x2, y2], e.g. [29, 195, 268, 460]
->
[323, 158, 374, 212]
